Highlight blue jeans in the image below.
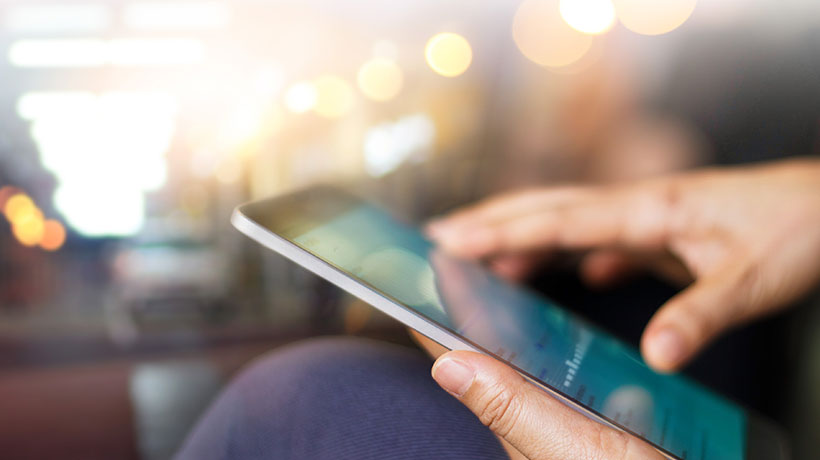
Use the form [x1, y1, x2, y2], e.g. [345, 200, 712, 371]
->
[178, 337, 508, 460]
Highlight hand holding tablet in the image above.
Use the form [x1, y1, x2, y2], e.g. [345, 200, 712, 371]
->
[232, 158, 820, 459]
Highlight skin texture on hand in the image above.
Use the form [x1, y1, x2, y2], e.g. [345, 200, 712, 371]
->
[419, 158, 819, 460]
[431, 349, 667, 460]
[428, 158, 820, 373]
[411, 332, 665, 459]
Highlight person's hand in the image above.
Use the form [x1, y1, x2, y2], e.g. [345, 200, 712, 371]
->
[427, 158, 820, 372]
[415, 251, 668, 459]
[431, 350, 665, 460]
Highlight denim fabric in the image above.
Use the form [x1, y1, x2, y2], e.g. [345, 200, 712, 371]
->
[177, 337, 508, 460]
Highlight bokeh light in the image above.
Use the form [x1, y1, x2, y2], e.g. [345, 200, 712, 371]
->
[424, 32, 472, 78]
[284, 81, 318, 114]
[612, 0, 697, 35]
[560, 0, 616, 35]
[4, 193, 37, 222]
[40, 219, 67, 251]
[513, 0, 594, 68]
[312, 75, 355, 118]
[12, 208, 45, 247]
[357, 58, 404, 102]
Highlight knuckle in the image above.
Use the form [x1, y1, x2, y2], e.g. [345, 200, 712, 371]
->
[475, 383, 522, 438]
[656, 180, 684, 238]
[732, 262, 764, 313]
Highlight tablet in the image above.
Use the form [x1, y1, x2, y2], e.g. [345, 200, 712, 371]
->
[232, 185, 788, 460]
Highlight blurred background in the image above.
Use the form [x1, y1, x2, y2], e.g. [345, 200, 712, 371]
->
[0, 0, 818, 458]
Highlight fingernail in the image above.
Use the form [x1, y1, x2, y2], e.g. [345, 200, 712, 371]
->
[648, 327, 688, 369]
[432, 357, 475, 397]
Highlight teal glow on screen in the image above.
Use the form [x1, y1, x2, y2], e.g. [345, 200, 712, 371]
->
[292, 205, 746, 460]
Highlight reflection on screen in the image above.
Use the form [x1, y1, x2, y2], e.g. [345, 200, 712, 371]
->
[292, 204, 745, 460]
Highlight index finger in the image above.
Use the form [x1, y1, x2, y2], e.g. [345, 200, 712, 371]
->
[431, 181, 677, 260]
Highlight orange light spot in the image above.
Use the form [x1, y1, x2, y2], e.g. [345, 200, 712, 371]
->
[40, 219, 67, 251]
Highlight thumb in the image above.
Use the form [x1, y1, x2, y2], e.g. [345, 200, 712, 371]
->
[432, 351, 664, 460]
[641, 261, 759, 372]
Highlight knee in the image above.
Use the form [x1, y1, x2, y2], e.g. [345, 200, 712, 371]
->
[233, 336, 429, 398]
[227, 336, 433, 410]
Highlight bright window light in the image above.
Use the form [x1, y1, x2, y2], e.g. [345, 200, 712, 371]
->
[364, 114, 435, 177]
[54, 184, 147, 238]
[22, 91, 177, 237]
[123, 1, 232, 30]
[9, 39, 107, 67]
[4, 4, 111, 34]
[8, 38, 207, 68]
[17, 91, 98, 120]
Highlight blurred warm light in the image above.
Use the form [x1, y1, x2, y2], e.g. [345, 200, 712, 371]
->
[612, 0, 697, 35]
[123, 1, 232, 30]
[424, 32, 472, 78]
[560, 0, 616, 35]
[513, 0, 594, 68]
[40, 220, 67, 252]
[364, 114, 435, 177]
[4, 194, 37, 223]
[4, 4, 111, 33]
[9, 39, 107, 67]
[12, 209, 45, 247]
[217, 102, 279, 155]
[22, 91, 177, 237]
[312, 75, 355, 118]
[8, 38, 206, 68]
[357, 58, 404, 102]
[284, 82, 318, 114]
[107, 38, 206, 66]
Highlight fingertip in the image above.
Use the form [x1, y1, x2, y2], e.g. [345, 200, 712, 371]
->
[432, 355, 476, 397]
[641, 326, 689, 373]
[432, 230, 495, 260]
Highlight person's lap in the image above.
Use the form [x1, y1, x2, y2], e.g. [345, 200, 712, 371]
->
[177, 337, 508, 460]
